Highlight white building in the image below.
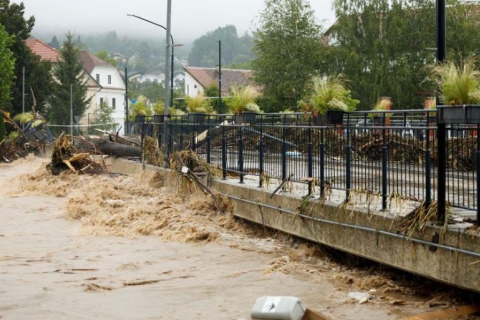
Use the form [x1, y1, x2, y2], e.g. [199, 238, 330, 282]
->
[173, 72, 185, 90]
[129, 72, 165, 84]
[79, 51, 126, 135]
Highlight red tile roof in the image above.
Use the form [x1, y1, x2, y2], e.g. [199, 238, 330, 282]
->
[79, 51, 113, 74]
[184, 66, 254, 94]
[25, 39, 60, 63]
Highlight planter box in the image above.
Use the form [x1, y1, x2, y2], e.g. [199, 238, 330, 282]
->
[153, 114, 165, 123]
[234, 112, 257, 124]
[188, 113, 206, 123]
[135, 115, 146, 123]
[438, 105, 480, 124]
[326, 110, 345, 125]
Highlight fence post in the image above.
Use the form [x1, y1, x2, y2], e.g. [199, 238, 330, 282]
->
[308, 122, 313, 195]
[158, 123, 162, 149]
[222, 126, 227, 180]
[259, 118, 264, 188]
[281, 117, 287, 181]
[168, 132, 173, 155]
[425, 112, 432, 207]
[140, 122, 145, 148]
[207, 124, 211, 164]
[179, 120, 184, 150]
[191, 123, 196, 151]
[346, 115, 351, 201]
[239, 127, 244, 184]
[437, 122, 446, 222]
[320, 126, 325, 198]
[382, 113, 388, 210]
[477, 125, 480, 222]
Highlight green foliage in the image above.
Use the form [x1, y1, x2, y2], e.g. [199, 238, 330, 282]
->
[128, 79, 165, 103]
[0, 0, 53, 115]
[153, 101, 165, 114]
[48, 33, 91, 125]
[189, 25, 255, 67]
[252, 0, 323, 112]
[128, 101, 151, 120]
[95, 50, 118, 67]
[432, 57, 480, 105]
[300, 75, 359, 115]
[13, 112, 34, 124]
[204, 84, 219, 98]
[229, 85, 261, 114]
[7, 130, 18, 140]
[0, 113, 5, 142]
[326, 0, 480, 110]
[0, 24, 14, 109]
[93, 100, 115, 130]
[186, 93, 215, 114]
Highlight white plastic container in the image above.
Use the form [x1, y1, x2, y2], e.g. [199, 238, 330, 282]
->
[251, 296, 305, 320]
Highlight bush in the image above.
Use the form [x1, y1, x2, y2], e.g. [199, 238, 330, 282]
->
[0, 113, 5, 142]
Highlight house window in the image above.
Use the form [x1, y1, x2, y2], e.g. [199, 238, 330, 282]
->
[187, 85, 189, 95]
[112, 98, 116, 110]
[108, 75, 112, 84]
[100, 98, 104, 106]
[96, 74, 100, 83]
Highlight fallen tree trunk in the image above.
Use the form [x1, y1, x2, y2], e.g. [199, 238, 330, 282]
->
[73, 136, 141, 158]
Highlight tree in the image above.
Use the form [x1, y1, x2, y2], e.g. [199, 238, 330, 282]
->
[0, 113, 5, 142]
[0, 24, 14, 110]
[326, 0, 480, 110]
[189, 25, 255, 67]
[252, 0, 324, 112]
[49, 35, 60, 49]
[95, 50, 117, 67]
[93, 99, 115, 130]
[0, 0, 53, 115]
[48, 33, 91, 125]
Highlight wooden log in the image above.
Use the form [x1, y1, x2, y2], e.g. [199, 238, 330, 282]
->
[73, 136, 141, 158]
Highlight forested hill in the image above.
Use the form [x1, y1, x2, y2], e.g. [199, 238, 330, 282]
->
[188, 25, 255, 68]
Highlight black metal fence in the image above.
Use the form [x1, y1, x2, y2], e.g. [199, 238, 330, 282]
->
[138, 110, 480, 212]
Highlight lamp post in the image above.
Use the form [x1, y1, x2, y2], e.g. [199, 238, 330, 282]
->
[127, 14, 182, 109]
[436, 0, 447, 222]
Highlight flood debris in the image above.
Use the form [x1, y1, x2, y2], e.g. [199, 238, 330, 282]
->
[142, 136, 163, 166]
[47, 133, 106, 175]
[0, 109, 51, 162]
[398, 305, 480, 320]
[169, 150, 225, 214]
[399, 201, 452, 236]
[73, 135, 142, 158]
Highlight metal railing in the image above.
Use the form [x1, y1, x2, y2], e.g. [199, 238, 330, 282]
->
[138, 110, 480, 212]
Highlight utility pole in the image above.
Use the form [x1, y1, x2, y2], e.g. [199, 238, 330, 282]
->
[218, 41, 222, 113]
[70, 84, 73, 137]
[163, 0, 172, 158]
[125, 67, 129, 135]
[171, 45, 175, 108]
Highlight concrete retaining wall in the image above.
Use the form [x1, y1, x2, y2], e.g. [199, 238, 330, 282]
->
[106, 158, 480, 293]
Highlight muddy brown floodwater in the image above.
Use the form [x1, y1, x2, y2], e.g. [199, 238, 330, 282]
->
[0, 156, 475, 320]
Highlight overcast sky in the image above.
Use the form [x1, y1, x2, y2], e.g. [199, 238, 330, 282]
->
[13, 0, 336, 41]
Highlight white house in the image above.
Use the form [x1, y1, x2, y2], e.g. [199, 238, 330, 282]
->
[79, 51, 126, 135]
[173, 72, 185, 90]
[129, 72, 165, 84]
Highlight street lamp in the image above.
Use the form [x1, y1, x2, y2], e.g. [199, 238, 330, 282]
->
[127, 14, 182, 109]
